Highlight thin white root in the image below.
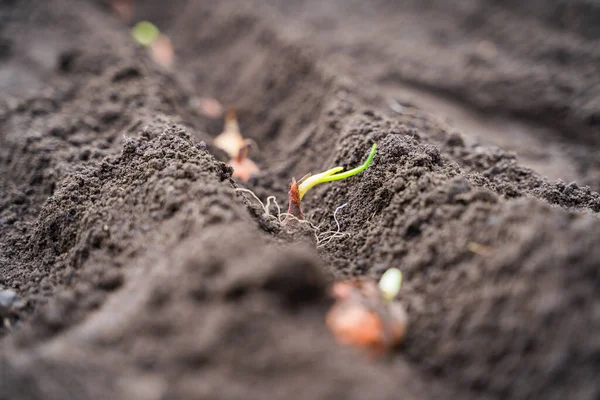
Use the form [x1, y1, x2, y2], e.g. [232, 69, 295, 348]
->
[277, 212, 322, 243]
[265, 196, 282, 221]
[234, 188, 279, 221]
[234, 188, 349, 248]
[316, 203, 349, 248]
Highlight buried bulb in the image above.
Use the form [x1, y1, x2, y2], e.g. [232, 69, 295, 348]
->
[326, 267, 408, 355]
[213, 110, 260, 181]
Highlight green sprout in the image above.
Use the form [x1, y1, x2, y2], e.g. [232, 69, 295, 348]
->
[379, 267, 403, 302]
[132, 21, 160, 47]
[287, 143, 377, 220]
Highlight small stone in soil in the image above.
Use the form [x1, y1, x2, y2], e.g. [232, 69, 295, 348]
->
[0, 290, 18, 308]
[0, 289, 26, 317]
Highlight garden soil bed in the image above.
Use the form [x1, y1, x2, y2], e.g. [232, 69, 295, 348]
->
[2, 1, 600, 399]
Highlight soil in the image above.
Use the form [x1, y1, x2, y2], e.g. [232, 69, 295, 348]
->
[1, 0, 600, 399]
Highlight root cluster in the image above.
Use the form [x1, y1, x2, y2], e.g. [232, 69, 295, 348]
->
[235, 188, 349, 248]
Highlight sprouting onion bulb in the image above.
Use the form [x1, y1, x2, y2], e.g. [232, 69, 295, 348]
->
[298, 143, 377, 200]
[132, 21, 160, 47]
[379, 268, 403, 302]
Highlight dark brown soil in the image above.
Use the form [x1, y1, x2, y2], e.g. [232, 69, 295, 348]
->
[2, 1, 600, 399]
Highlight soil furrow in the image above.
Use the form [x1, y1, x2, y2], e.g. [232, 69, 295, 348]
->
[1, 1, 600, 399]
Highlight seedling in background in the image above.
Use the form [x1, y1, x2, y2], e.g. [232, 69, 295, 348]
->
[109, 0, 134, 22]
[326, 267, 407, 355]
[214, 110, 260, 181]
[213, 110, 247, 158]
[132, 21, 159, 46]
[131, 21, 174, 68]
[287, 143, 377, 220]
[197, 97, 224, 119]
